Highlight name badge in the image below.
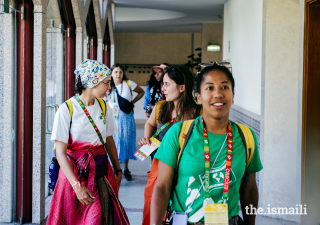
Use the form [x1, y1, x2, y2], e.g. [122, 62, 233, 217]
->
[172, 211, 188, 225]
[134, 137, 161, 161]
[112, 105, 120, 119]
[204, 200, 228, 225]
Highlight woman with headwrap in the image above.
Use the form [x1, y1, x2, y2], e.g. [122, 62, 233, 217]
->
[47, 60, 129, 225]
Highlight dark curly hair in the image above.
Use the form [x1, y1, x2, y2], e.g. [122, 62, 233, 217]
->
[147, 63, 170, 89]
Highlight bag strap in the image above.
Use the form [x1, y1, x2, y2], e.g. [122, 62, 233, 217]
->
[235, 123, 255, 168]
[155, 100, 165, 125]
[53, 97, 106, 151]
[65, 99, 73, 122]
[125, 80, 133, 96]
[178, 119, 195, 150]
[74, 95, 106, 147]
[170, 120, 195, 209]
[96, 97, 107, 117]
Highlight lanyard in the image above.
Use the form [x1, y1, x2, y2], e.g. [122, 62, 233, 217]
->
[152, 114, 180, 138]
[202, 118, 233, 202]
[113, 82, 123, 103]
[74, 95, 105, 146]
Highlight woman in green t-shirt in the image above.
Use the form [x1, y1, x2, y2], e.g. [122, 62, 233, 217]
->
[151, 63, 263, 225]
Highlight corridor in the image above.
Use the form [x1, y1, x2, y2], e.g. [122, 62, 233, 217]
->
[0, 0, 319, 224]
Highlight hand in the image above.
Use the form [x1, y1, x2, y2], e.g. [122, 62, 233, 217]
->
[145, 112, 150, 118]
[138, 137, 151, 146]
[116, 173, 122, 190]
[73, 184, 95, 205]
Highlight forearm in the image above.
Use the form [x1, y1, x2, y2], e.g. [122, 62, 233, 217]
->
[105, 136, 121, 171]
[144, 122, 157, 138]
[150, 184, 171, 225]
[132, 92, 144, 105]
[240, 186, 258, 225]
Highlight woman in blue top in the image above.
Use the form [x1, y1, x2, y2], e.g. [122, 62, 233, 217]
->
[143, 63, 169, 117]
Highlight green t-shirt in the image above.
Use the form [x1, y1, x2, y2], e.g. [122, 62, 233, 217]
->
[155, 116, 263, 223]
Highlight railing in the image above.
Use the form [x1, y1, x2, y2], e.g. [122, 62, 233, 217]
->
[46, 104, 59, 134]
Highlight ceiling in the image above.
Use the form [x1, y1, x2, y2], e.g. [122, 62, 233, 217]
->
[113, 0, 227, 33]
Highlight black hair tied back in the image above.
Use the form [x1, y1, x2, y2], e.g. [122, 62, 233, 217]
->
[74, 75, 85, 95]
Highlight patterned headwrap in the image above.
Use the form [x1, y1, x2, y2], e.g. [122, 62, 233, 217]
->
[74, 59, 111, 88]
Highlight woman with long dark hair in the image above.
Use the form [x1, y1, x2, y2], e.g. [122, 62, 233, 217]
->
[138, 65, 202, 225]
[106, 63, 145, 181]
[143, 63, 169, 118]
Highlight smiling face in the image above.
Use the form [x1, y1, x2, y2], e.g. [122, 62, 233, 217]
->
[111, 67, 124, 84]
[93, 76, 112, 98]
[154, 68, 164, 82]
[162, 73, 185, 102]
[196, 70, 234, 121]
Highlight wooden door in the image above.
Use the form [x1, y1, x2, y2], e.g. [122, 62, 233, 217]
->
[302, 0, 320, 224]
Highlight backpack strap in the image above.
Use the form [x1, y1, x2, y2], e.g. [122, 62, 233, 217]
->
[96, 97, 107, 117]
[178, 119, 195, 151]
[54, 99, 73, 151]
[155, 100, 165, 125]
[125, 80, 133, 96]
[170, 120, 195, 209]
[65, 99, 73, 122]
[235, 123, 255, 168]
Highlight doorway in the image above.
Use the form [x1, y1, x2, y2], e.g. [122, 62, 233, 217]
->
[302, 0, 320, 224]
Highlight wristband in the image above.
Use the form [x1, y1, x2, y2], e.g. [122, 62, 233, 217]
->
[115, 169, 122, 175]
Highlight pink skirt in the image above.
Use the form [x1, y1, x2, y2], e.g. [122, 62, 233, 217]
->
[47, 146, 129, 225]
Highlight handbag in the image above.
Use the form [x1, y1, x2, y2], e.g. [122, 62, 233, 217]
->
[114, 81, 134, 114]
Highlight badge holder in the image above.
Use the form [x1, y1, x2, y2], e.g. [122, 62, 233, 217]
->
[112, 105, 120, 119]
[204, 198, 228, 225]
[134, 137, 161, 161]
[172, 211, 188, 225]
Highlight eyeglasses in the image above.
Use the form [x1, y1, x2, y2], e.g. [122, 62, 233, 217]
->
[198, 61, 232, 73]
[101, 80, 111, 87]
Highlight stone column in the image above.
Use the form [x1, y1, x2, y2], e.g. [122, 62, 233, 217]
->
[97, 38, 103, 63]
[110, 44, 115, 66]
[55, 31, 64, 104]
[260, 0, 300, 223]
[32, 4, 47, 224]
[76, 27, 84, 66]
[0, 4, 15, 223]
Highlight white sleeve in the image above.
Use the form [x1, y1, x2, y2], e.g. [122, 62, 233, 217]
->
[51, 103, 71, 144]
[105, 103, 118, 137]
[129, 80, 137, 91]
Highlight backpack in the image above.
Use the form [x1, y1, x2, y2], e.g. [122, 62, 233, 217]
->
[164, 119, 255, 222]
[53, 97, 107, 150]
[175, 119, 255, 183]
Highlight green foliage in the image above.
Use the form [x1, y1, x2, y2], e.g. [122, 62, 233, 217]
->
[184, 47, 202, 73]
